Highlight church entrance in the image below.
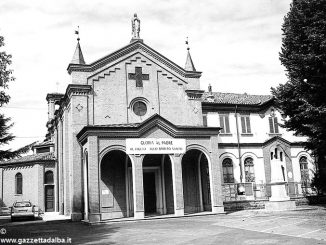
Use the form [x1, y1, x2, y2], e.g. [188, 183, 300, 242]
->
[142, 154, 174, 216]
[143, 171, 157, 214]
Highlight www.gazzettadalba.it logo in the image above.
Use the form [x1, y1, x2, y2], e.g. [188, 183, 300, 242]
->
[0, 228, 72, 244]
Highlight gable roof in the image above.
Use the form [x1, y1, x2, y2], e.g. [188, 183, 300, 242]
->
[0, 152, 55, 166]
[67, 40, 202, 78]
[202, 92, 273, 106]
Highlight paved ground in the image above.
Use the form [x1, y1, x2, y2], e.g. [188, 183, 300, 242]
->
[0, 206, 326, 244]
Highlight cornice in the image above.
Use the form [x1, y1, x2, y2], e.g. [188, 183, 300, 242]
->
[202, 100, 274, 113]
[185, 90, 205, 100]
[76, 114, 220, 144]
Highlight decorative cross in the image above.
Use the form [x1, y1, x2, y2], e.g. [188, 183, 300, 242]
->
[128, 67, 149, 87]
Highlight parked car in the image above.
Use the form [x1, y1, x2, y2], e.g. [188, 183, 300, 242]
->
[10, 201, 38, 221]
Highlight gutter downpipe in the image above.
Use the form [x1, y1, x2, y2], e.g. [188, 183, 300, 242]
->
[235, 105, 243, 183]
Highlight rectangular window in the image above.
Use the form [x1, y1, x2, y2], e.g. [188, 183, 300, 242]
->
[269, 117, 279, 134]
[240, 115, 251, 134]
[203, 114, 207, 127]
[219, 114, 230, 133]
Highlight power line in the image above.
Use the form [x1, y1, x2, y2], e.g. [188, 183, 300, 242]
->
[1, 106, 46, 110]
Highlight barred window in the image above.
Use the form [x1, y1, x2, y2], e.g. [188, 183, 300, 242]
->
[244, 157, 255, 182]
[15, 173, 22, 195]
[222, 158, 234, 183]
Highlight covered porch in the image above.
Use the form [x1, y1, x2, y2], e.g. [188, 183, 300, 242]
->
[76, 114, 224, 222]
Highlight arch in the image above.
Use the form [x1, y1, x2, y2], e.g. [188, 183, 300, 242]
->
[219, 152, 238, 159]
[222, 158, 234, 183]
[295, 150, 311, 158]
[240, 151, 260, 159]
[186, 144, 210, 157]
[100, 149, 133, 219]
[99, 145, 128, 163]
[44, 171, 54, 184]
[181, 148, 212, 213]
[15, 173, 23, 195]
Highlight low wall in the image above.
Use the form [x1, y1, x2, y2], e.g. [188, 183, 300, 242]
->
[223, 200, 267, 211]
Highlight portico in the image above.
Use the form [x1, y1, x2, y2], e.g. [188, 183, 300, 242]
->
[77, 114, 224, 222]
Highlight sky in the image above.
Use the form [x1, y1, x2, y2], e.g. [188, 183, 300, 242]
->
[0, 0, 292, 150]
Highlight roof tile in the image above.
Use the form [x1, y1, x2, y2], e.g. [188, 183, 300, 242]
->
[202, 92, 273, 105]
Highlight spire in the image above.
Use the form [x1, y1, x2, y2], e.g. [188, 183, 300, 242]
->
[184, 37, 196, 71]
[71, 26, 86, 65]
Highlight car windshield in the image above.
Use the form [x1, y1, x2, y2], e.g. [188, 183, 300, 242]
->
[14, 202, 31, 207]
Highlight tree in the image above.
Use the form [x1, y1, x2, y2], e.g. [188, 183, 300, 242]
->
[0, 34, 34, 161]
[272, 0, 326, 191]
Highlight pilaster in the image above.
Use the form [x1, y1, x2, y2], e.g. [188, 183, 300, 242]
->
[171, 154, 184, 216]
[209, 136, 224, 213]
[132, 155, 144, 219]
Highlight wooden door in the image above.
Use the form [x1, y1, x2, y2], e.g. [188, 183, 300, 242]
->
[45, 185, 54, 212]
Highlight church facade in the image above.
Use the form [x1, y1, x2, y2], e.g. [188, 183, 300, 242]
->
[0, 16, 315, 221]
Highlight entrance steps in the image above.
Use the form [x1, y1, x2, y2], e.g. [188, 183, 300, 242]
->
[42, 212, 71, 221]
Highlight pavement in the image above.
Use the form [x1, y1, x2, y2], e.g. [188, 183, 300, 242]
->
[0, 205, 325, 244]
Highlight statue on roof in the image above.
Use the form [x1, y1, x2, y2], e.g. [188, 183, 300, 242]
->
[131, 13, 140, 39]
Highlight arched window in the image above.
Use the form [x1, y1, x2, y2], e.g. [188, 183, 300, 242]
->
[15, 173, 22, 194]
[222, 158, 234, 183]
[244, 157, 255, 182]
[299, 156, 309, 186]
[44, 171, 54, 184]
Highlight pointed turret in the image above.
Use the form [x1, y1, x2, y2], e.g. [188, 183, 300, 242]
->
[184, 37, 196, 71]
[71, 41, 85, 65]
[70, 26, 85, 65]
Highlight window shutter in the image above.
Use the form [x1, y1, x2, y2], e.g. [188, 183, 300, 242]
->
[219, 116, 225, 133]
[241, 117, 246, 133]
[246, 116, 251, 133]
[269, 117, 274, 133]
[225, 116, 230, 133]
[274, 117, 279, 133]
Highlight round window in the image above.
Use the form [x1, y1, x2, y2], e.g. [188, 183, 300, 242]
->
[133, 101, 147, 116]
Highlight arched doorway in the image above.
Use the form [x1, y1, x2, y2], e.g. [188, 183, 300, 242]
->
[142, 154, 174, 215]
[100, 150, 133, 219]
[182, 149, 211, 214]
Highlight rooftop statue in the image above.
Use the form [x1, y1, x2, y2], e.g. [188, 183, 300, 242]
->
[132, 13, 140, 39]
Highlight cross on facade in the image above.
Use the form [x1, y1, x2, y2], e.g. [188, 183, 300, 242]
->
[128, 67, 149, 87]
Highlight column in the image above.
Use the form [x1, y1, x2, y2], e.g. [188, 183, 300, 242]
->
[171, 154, 184, 216]
[209, 136, 224, 213]
[132, 155, 144, 219]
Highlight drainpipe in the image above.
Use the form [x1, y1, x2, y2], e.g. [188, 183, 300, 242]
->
[235, 105, 243, 183]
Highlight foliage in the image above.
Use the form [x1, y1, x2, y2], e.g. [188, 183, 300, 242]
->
[272, 0, 326, 169]
[0, 34, 34, 161]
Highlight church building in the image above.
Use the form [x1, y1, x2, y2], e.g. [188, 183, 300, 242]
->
[0, 15, 315, 221]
